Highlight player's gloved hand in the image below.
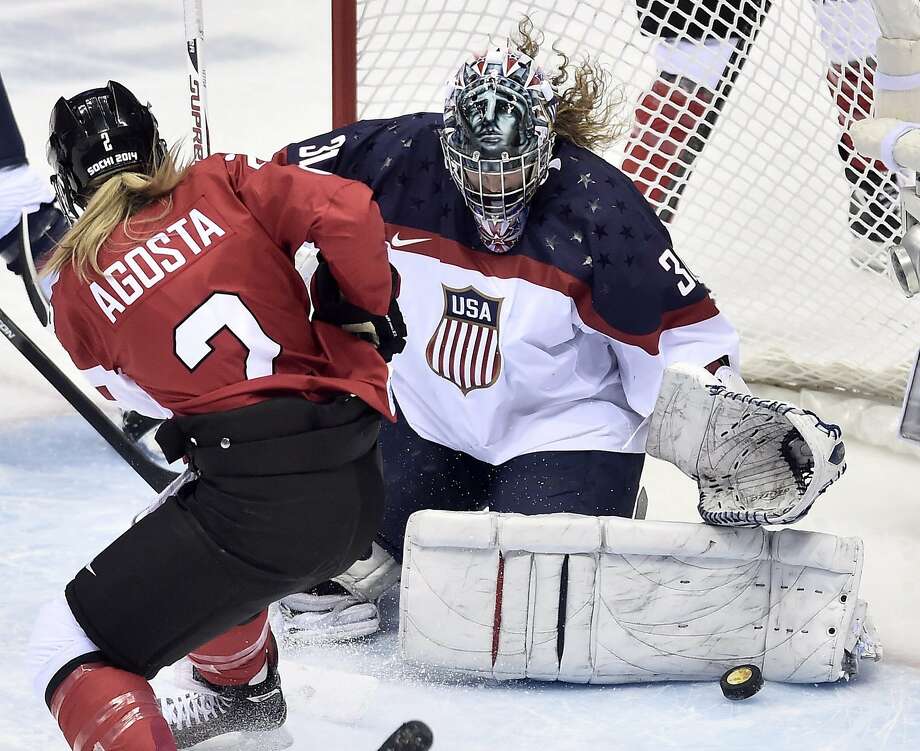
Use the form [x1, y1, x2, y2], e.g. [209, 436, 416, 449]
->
[0, 201, 68, 275]
[311, 258, 407, 362]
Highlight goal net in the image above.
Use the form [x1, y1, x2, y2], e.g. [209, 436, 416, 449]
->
[334, 0, 920, 408]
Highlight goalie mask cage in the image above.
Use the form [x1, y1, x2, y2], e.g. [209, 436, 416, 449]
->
[331, 0, 920, 406]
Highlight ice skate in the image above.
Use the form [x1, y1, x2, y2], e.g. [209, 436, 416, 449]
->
[159, 648, 290, 750]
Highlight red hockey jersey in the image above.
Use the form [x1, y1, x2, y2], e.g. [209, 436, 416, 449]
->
[47, 153, 394, 419]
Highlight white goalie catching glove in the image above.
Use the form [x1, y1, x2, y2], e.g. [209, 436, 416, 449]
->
[646, 363, 847, 526]
[277, 542, 400, 642]
[400, 510, 882, 685]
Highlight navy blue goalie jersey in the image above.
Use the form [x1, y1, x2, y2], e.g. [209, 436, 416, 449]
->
[273, 113, 739, 463]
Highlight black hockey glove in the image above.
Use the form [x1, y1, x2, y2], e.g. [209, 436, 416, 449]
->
[0, 202, 68, 276]
[311, 258, 407, 362]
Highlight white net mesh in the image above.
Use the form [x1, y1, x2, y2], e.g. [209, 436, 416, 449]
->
[353, 0, 920, 403]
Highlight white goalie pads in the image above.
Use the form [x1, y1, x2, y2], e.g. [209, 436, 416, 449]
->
[277, 542, 400, 642]
[646, 363, 847, 526]
[332, 541, 400, 601]
[399, 511, 881, 685]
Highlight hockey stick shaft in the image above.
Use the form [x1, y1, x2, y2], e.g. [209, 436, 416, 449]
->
[184, 0, 211, 160]
[0, 306, 178, 492]
[18, 211, 50, 326]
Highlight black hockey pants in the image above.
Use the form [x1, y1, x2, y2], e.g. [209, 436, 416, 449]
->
[64, 396, 384, 680]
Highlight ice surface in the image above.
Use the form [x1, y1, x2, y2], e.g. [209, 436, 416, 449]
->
[2, 1, 920, 749]
[3, 417, 920, 751]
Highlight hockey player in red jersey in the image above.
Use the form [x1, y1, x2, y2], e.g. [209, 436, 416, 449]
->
[22, 81, 405, 750]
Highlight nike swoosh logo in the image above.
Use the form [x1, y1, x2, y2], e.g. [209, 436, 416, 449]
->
[390, 233, 431, 248]
[248, 689, 281, 703]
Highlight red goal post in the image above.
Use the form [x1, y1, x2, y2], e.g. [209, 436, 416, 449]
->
[332, 0, 358, 128]
[329, 0, 920, 451]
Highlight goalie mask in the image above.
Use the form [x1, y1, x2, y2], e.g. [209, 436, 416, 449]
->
[47, 81, 166, 223]
[441, 46, 557, 253]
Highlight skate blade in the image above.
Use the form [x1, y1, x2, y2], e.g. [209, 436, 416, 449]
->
[188, 726, 294, 751]
[282, 620, 380, 645]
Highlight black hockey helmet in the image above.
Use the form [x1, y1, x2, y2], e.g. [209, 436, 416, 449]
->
[47, 81, 166, 221]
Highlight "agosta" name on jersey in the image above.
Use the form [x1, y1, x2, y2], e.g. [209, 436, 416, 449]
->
[89, 207, 225, 324]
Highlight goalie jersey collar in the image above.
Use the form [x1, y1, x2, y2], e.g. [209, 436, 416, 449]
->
[281, 112, 719, 350]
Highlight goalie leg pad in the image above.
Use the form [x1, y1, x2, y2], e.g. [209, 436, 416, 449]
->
[399, 511, 879, 685]
[646, 363, 846, 526]
[333, 541, 400, 601]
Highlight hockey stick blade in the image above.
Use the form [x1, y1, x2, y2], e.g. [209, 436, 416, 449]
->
[0, 306, 178, 492]
[376, 721, 433, 751]
[18, 212, 50, 327]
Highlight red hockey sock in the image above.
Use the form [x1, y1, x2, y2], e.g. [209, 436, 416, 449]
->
[621, 74, 715, 220]
[187, 610, 273, 687]
[826, 59, 888, 176]
[50, 662, 176, 751]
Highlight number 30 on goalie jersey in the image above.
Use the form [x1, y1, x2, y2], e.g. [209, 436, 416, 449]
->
[658, 248, 697, 296]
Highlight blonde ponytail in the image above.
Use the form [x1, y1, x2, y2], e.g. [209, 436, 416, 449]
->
[44, 144, 190, 280]
[511, 16, 627, 153]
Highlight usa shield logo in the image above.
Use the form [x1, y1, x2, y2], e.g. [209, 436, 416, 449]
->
[426, 285, 503, 394]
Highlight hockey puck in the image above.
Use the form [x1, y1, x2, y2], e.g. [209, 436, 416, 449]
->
[720, 664, 763, 701]
[376, 720, 434, 751]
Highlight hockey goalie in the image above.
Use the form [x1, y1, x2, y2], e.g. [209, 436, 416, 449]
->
[273, 21, 881, 687]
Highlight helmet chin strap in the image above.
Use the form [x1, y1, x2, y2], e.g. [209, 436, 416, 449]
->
[472, 208, 528, 254]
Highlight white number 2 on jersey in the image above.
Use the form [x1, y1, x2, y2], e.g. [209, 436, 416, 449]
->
[658, 248, 698, 296]
[175, 293, 281, 379]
